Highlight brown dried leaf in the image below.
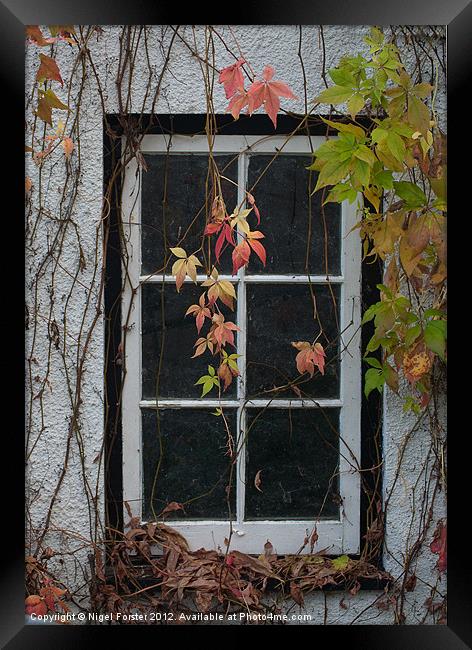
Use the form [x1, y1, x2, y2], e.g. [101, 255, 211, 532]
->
[254, 469, 263, 493]
[290, 581, 304, 606]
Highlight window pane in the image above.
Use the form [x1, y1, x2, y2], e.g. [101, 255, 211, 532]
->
[141, 283, 237, 399]
[245, 408, 340, 520]
[246, 284, 340, 399]
[142, 408, 237, 520]
[141, 153, 238, 275]
[247, 154, 341, 275]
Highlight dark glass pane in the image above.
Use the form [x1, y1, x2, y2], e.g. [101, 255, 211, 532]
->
[141, 154, 238, 275]
[141, 283, 237, 399]
[142, 408, 237, 520]
[245, 408, 340, 520]
[246, 284, 340, 399]
[247, 155, 341, 275]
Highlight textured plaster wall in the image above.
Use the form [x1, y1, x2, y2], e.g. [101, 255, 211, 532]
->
[25, 25, 446, 623]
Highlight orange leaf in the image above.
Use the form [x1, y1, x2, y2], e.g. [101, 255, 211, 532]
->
[26, 26, 52, 46]
[248, 236, 266, 266]
[232, 240, 251, 275]
[25, 595, 47, 616]
[218, 362, 233, 391]
[292, 341, 326, 376]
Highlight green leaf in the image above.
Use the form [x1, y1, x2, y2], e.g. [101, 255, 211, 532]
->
[332, 554, 350, 571]
[364, 367, 385, 398]
[376, 283, 393, 299]
[424, 308, 444, 319]
[201, 380, 215, 397]
[424, 320, 446, 360]
[329, 67, 356, 87]
[408, 95, 430, 136]
[324, 183, 358, 205]
[362, 302, 382, 325]
[366, 336, 382, 353]
[371, 127, 388, 144]
[320, 117, 365, 140]
[314, 158, 352, 192]
[314, 85, 354, 105]
[351, 157, 370, 188]
[365, 357, 382, 369]
[405, 323, 421, 347]
[386, 131, 406, 162]
[347, 92, 365, 117]
[373, 170, 394, 190]
[393, 181, 427, 208]
[208, 365, 215, 376]
[354, 144, 377, 166]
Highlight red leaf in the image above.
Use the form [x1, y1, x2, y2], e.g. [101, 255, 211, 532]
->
[246, 66, 297, 128]
[430, 520, 447, 572]
[215, 223, 235, 261]
[37, 54, 63, 85]
[204, 222, 222, 236]
[224, 222, 235, 246]
[215, 228, 226, 262]
[218, 58, 246, 99]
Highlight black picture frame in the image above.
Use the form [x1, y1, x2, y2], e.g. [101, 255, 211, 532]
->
[5, 3, 467, 647]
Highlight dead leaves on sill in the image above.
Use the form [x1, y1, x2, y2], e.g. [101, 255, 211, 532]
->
[96, 516, 391, 617]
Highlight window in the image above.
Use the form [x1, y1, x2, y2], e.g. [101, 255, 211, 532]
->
[121, 133, 362, 555]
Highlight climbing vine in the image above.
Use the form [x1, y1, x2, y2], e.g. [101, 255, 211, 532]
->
[25, 25, 446, 625]
[310, 27, 446, 414]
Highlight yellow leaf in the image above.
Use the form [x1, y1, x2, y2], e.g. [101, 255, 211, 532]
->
[170, 247, 187, 258]
[171, 259, 186, 276]
[186, 259, 198, 283]
[219, 281, 236, 298]
[187, 254, 202, 267]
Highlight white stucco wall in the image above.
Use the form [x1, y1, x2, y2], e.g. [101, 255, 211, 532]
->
[25, 25, 446, 624]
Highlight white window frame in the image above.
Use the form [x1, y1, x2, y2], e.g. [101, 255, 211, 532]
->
[121, 133, 362, 555]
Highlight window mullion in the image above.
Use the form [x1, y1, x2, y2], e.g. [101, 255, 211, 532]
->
[235, 151, 247, 528]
